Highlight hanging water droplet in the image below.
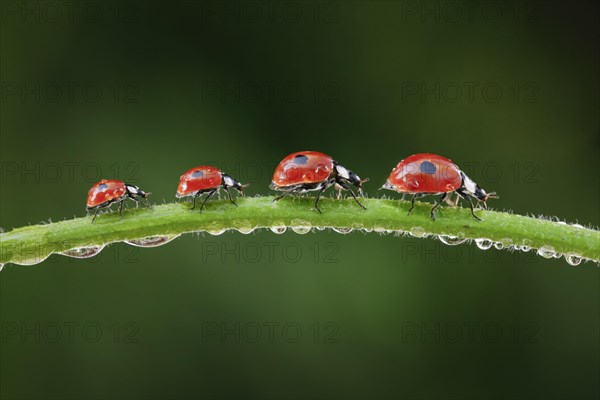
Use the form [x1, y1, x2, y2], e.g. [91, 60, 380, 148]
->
[13, 254, 51, 266]
[207, 228, 226, 236]
[553, 252, 562, 259]
[438, 235, 468, 246]
[408, 226, 426, 238]
[475, 238, 493, 250]
[315, 226, 326, 231]
[270, 226, 287, 234]
[565, 254, 582, 266]
[494, 242, 504, 250]
[332, 227, 353, 234]
[362, 228, 373, 233]
[237, 227, 255, 235]
[60, 245, 106, 259]
[125, 235, 179, 248]
[520, 245, 531, 252]
[291, 226, 311, 234]
[536, 246, 556, 259]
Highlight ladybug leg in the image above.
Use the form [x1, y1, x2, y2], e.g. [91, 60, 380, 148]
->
[407, 194, 422, 215]
[91, 207, 100, 223]
[466, 197, 482, 221]
[272, 190, 293, 202]
[313, 186, 328, 213]
[198, 189, 217, 212]
[190, 192, 201, 210]
[118, 200, 124, 217]
[456, 191, 481, 221]
[429, 193, 448, 221]
[224, 187, 238, 207]
[339, 183, 367, 210]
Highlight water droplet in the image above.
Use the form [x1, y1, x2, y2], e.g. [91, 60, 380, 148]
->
[60, 245, 106, 259]
[315, 226, 326, 231]
[475, 238, 493, 250]
[572, 223, 584, 229]
[270, 226, 287, 234]
[408, 226, 426, 238]
[565, 254, 582, 266]
[13, 254, 51, 266]
[332, 227, 353, 234]
[553, 252, 562, 259]
[207, 228, 226, 236]
[494, 242, 504, 250]
[362, 228, 373, 233]
[291, 226, 311, 234]
[237, 227, 255, 235]
[536, 246, 556, 259]
[125, 235, 179, 248]
[0, 263, 5, 271]
[520, 245, 531, 252]
[557, 221, 567, 225]
[438, 235, 468, 246]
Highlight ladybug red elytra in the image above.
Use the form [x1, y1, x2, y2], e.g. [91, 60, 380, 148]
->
[176, 166, 246, 212]
[382, 153, 497, 221]
[270, 151, 369, 213]
[86, 179, 150, 222]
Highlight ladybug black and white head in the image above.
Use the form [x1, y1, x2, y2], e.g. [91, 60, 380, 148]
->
[125, 184, 151, 201]
[459, 172, 497, 209]
[222, 174, 246, 194]
[334, 163, 369, 196]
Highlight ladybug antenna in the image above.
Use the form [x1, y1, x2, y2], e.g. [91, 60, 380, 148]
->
[239, 183, 250, 196]
[358, 178, 369, 197]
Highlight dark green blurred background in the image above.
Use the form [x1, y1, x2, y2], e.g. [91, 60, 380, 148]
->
[1, 1, 599, 399]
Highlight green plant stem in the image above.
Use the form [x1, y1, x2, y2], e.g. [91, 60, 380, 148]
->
[1, 196, 599, 265]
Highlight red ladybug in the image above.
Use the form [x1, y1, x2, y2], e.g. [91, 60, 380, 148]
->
[176, 166, 246, 211]
[270, 151, 369, 213]
[382, 153, 497, 221]
[86, 179, 150, 222]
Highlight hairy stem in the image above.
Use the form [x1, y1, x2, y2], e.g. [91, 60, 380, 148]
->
[1, 196, 598, 265]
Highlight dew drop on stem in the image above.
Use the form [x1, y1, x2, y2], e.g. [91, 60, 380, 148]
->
[60, 245, 106, 259]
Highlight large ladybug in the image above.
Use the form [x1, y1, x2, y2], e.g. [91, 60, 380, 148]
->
[86, 179, 150, 222]
[382, 153, 497, 221]
[270, 151, 369, 213]
[176, 166, 246, 212]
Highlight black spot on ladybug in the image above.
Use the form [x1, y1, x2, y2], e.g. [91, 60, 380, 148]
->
[294, 154, 309, 165]
[98, 183, 109, 190]
[420, 161, 436, 175]
[191, 170, 204, 178]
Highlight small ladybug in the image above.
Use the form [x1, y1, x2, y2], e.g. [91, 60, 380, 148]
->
[270, 151, 369, 213]
[176, 166, 246, 212]
[86, 179, 150, 223]
[382, 153, 497, 221]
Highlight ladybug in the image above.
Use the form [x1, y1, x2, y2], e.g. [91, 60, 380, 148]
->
[270, 151, 369, 213]
[176, 166, 246, 212]
[382, 153, 497, 221]
[86, 179, 150, 223]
